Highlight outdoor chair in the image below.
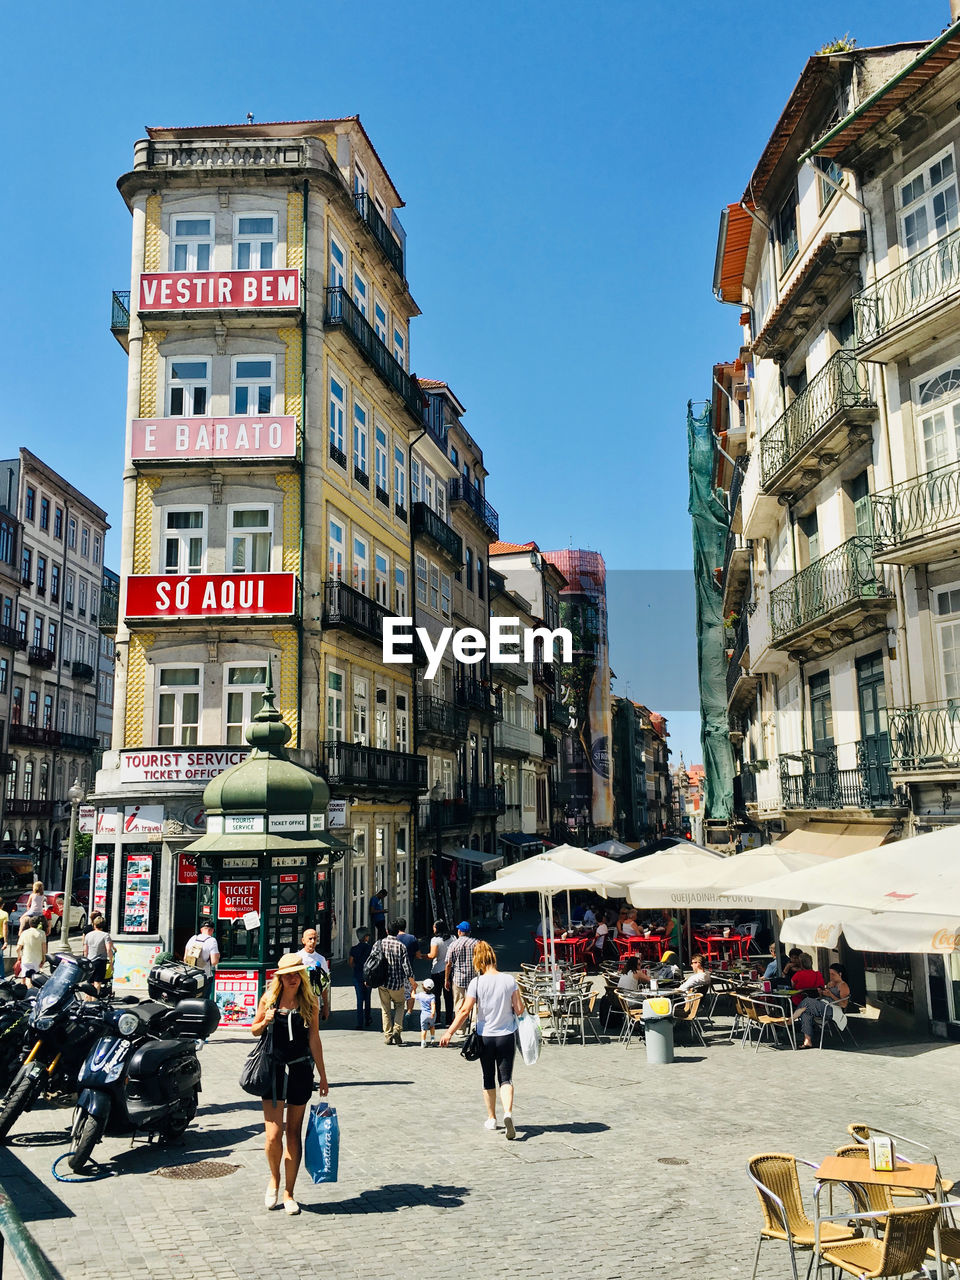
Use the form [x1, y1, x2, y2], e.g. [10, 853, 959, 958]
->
[813, 1003, 858, 1050]
[616, 992, 645, 1047]
[601, 974, 623, 1033]
[736, 995, 795, 1051]
[672, 991, 706, 1046]
[846, 1124, 956, 1203]
[746, 1153, 860, 1280]
[834, 1145, 896, 1228]
[816, 1202, 942, 1279]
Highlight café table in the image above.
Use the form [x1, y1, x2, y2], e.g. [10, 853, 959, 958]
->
[613, 935, 666, 962]
[695, 932, 749, 964]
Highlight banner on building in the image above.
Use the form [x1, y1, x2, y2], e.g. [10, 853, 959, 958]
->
[131, 416, 297, 462]
[138, 269, 300, 312]
[125, 573, 297, 620]
[218, 881, 261, 920]
[118, 749, 248, 786]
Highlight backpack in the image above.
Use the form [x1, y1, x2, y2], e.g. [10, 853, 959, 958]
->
[184, 936, 204, 968]
[362, 941, 388, 988]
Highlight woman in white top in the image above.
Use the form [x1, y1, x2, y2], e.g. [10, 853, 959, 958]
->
[440, 940, 524, 1139]
[17, 916, 46, 983]
[20, 883, 46, 937]
[427, 920, 454, 1027]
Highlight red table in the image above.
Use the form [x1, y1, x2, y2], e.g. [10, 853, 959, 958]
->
[613, 935, 666, 962]
[695, 933, 748, 963]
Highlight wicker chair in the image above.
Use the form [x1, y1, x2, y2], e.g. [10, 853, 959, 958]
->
[737, 995, 795, 1051]
[672, 991, 706, 1046]
[818, 1202, 942, 1278]
[847, 1123, 956, 1200]
[616, 992, 645, 1047]
[834, 1145, 896, 1226]
[747, 1153, 860, 1280]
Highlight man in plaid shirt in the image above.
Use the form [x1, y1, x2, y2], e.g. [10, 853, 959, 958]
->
[444, 922, 477, 1027]
[377, 920, 415, 1045]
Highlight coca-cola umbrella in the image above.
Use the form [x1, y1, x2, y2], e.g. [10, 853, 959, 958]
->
[780, 903, 960, 955]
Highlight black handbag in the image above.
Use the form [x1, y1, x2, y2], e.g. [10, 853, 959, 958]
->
[460, 975, 483, 1061]
[240, 1017, 276, 1097]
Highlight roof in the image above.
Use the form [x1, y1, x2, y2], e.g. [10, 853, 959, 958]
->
[417, 377, 467, 418]
[144, 116, 405, 206]
[713, 202, 757, 303]
[489, 541, 538, 556]
[751, 230, 863, 360]
[542, 549, 606, 595]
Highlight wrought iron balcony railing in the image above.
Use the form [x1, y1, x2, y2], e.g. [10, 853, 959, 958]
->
[872, 459, 960, 552]
[770, 537, 890, 644]
[111, 290, 130, 334]
[322, 579, 396, 646]
[778, 745, 897, 810]
[448, 479, 499, 539]
[60, 732, 99, 753]
[760, 351, 873, 488]
[726, 453, 748, 520]
[417, 795, 472, 832]
[725, 611, 753, 703]
[0, 624, 26, 652]
[888, 700, 960, 772]
[5, 799, 54, 818]
[854, 225, 960, 347]
[27, 646, 56, 670]
[471, 783, 506, 815]
[71, 661, 95, 682]
[324, 287, 425, 424]
[416, 696, 469, 741]
[9, 725, 60, 748]
[455, 679, 501, 718]
[99, 584, 119, 636]
[353, 192, 405, 280]
[547, 696, 569, 730]
[319, 740, 427, 793]
[412, 502, 463, 565]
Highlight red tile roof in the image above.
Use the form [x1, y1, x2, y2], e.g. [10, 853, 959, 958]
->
[489, 541, 538, 555]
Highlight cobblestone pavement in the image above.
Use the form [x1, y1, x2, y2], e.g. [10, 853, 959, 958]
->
[0, 930, 958, 1279]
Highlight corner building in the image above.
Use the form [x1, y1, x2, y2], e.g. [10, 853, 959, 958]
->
[98, 120, 426, 974]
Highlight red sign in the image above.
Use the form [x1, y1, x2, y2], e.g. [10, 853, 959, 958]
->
[278, 905, 298, 915]
[177, 853, 198, 886]
[138, 269, 300, 312]
[279, 874, 299, 884]
[218, 881, 261, 919]
[132, 416, 297, 462]
[125, 573, 297, 619]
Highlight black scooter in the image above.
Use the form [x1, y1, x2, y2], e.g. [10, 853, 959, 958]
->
[68, 996, 220, 1172]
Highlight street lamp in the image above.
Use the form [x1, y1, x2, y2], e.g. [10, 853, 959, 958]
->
[56, 779, 85, 954]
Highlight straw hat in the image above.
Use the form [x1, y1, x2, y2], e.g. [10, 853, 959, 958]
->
[276, 953, 309, 977]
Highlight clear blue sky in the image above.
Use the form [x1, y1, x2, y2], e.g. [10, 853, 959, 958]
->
[2, 0, 948, 765]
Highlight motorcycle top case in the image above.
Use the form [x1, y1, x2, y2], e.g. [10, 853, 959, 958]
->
[163, 999, 221, 1040]
[148, 961, 207, 1004]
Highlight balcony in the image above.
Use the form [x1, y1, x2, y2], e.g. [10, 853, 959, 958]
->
[28, 645, 56, 670]
[4, 799, 54, 819]
[412, 503, 463, 567]
[448, 479, 499, 540]
[322, 579, 397, 647]
[753, 231, 864, 363]
[417, 795, 472, 833]
[318, 740, 427, 796]
[778, 746, 899, 810]
[759, 352, 876, 499]
[888, 700, 960, 780]
[416, 696, 469, 745]
[547, 696, 569, 730]
[353, 192, 405, 282]
[0, 753, 12, 776]
[494, 659, 529, 688]
[324, 287, 425, 425]
[99, 583, 120, 636]
[540, 730, 558, 762]
[872, 460, 960, 566]
[854, 226, 960, 361]
[71, 661, 95, 682]
[721, 531, 751, 616]
[471, 783, 506, 816]
[60, 732, 99, 753]
[769, 537, 891, 657]
[726, 612, 759, 713]
[494, 721, 541, 758]
[533, 659, 556, 690]
[726, 454, 748, 534]
[732, 769, 758, 815]
[455, 679, 502, 720]
[740, 451, 780, 541]
[9, 725, 59, 748]
[111, 290, 130, 350]
[0, 624, 26, 652]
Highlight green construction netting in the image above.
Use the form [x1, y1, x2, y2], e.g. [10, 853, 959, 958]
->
[687, 400, 734, 824]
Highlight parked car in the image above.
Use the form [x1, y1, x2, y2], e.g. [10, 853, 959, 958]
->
[10, 893, 87, 938]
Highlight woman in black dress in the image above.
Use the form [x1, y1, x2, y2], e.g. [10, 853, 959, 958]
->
[251, 952, 329, 1214]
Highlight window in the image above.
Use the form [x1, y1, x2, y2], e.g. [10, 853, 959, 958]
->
[54, 506, 62, 539]
[415, 552, 428, 605]
[224, 664, 267, 743]
[17, 607, 27, 640]
[850, 471, 872, 538]
[466, 547, 474, 591]
[11, 686, 22, 724]
[81, 526, 89, 558]
[353, 268, 368, 318]
[20, 548, 31, 584]
[816, 157, 843, 211]
[171, 216, 213, 271]
[352, 535, 369, 595]
[43, 693, 53, 730]
[437, 480, 447, 522]
[38, 496, 49, 530]
[395, 692, 408, 752]
[24, 487, 35, 521]
[23, 761, 33, 801]
[917, 365, 960, 472]
[232, 357, 274, 415]
[375, 687, 389, 749]
[393, 326, 406, 368]
[167, 359, 209, 416]
[0, 521, 12, 566]
[229, 507, 272, 572]
[395, 566, 408, 615]
[899, 148, 958, 256]
[776, 190, 799, 272]
[62, 626, 72, 662]
[233, 214, 275, 269]
[4, 758, 15, 803]
[90, 586, 98, 621]
[1, 596, 9, 628]
[164, 509, 206, 574]
[38, 761, 48, 802]
[352, 676, 368, 744]
[0, 658, 5, 696]
[353, 158, 367, 197]
[353, 401, 368, 476]
[374, 300, 388, 343]
[50, 564, 60, 602]
[329, 234, 346, 289]
[328, 518, 344, 579]
[64, 573, 75, 610]
[375, 553, 389, 606]
[35, 555, 46, 594]
[47, 621, 56, 654]
[32, 613, 43, 648]
[477, 559, 485, 600]
[450, 445, 459, 467]
[394, 446, 406, 511]
[157, 667, 201, 746]
[93, 533, 101, 564]
[424, 467, 434, 512]
[327, 669, 344, 740]
[329, 375, 346, 457]
[441, 572, 451, 619]
[27, 691, 38, 727]
[78, 578, 87, 616]
[411, 458, 421, 505]
[429, 564, 440, 611]
[375, 426, 388, 497]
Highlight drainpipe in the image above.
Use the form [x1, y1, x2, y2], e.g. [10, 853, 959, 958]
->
[875, 365, 913, 709]
[297, 178, 308, 748]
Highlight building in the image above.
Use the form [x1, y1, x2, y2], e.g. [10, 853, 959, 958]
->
[0, 450, 110, 879]
[96, 118, 429, 972]
[96, 568, 119, 750]
[705, 22, 960, 1033]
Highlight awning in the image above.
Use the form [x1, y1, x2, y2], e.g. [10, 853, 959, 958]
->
[441, 846, 503, 872]
[498, 832, 543, 848]
[773, 820, 892, 859]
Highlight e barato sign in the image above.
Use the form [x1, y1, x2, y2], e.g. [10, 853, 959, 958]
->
[131, 416, 297, 461]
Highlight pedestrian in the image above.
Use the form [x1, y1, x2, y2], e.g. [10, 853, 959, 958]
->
[417, 978, 437, 1048]
[378, 920, 415, 1045]
[494, 892, 505, 930]
[444, 921, 477, 1029]
[369, 887, 387, 940]
[347, 928, 373, 1028]
[19, 882, 45, 937]
[251, 953, 329, 1215]
[395, 917, 420, 1023]
[426, 920, 454, 1026]
[0, 900, 9, 955]
[440, 940, 524, 1139]
[298, 926, 330, 1021]
[17, 916, 46, 983]
[83, 912, 113, 992]
[183, 918, 220, 997]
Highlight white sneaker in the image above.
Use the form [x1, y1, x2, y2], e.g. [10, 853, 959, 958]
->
[503, 1114, 516, 1140]
[483, 1117, 498, 1130]
[420, 1041, 427, 1049]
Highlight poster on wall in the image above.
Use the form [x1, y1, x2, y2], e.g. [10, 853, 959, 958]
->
[92, 854, 110, 916]
[177, 853, 198, 886]
[122, 855, 153, 933]
[112, 943, 162, 988]
[213, 970, 260, 1028]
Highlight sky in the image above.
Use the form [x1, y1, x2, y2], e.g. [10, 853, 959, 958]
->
[1, 0, 949, 767]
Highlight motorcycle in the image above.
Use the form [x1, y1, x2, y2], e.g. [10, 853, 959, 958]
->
[0, 975, 38, 1097]
[0, 956, 108, 1142]
[68, 996, 221, 1173]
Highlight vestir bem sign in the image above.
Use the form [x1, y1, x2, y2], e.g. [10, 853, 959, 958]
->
[131, 416, 297, 461]
[125, 573, 297, 619]
[218, 881, 261, 920]
[138, 269, 300, 312]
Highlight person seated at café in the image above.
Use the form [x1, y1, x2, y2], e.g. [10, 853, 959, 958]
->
[582, 903, 597, 928]
[790, 954, 825, 1009]
[794, 963, 850, 1049]
[620, 910, 642, 937]
[639, 950, 682, 985]
[617, 956, 641, 992]
[762, 943, 780, 982]
[676, 953, 711, 994]
[592, 911, 612, 963]
[779, 947, 804, 987]
[571, 900, 587, 925]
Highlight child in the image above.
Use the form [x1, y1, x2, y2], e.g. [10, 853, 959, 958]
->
[417, 977, 437, 1048]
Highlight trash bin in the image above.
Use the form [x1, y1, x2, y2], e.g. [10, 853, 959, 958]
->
[642, 997, 675, 1064]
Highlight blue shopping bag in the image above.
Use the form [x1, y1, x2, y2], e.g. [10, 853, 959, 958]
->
[304, 1105, 340, 1184]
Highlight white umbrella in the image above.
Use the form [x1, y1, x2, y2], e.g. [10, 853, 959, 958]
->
[729, 825, 960, 915]
[780, 903, 960, 955]
[587, 839, 634, 857]
[627, 847, 830, 911]
[601, 845, 723, 891]
[496, 843, 615, 879]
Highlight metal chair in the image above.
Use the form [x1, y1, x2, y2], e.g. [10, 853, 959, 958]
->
[746, 1153, 860, 1280]
[816, 1202, 942, 1279]
[671, 991, 706, 1046]
[846, 1124, 956, 1202]
[737, 994, 795, 1051]
[616, 992, 645, 1047]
